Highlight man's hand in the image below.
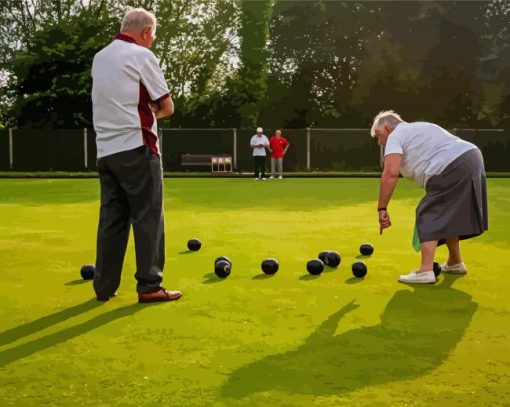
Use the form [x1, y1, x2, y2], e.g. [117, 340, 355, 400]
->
[150, 97, 174, 119]
[149, 101, 159, 114]
[379, 209, 391, 234]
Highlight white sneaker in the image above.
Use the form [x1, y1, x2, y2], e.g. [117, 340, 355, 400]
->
[255, 178, 259, 181]
[441, 262, 467, 274]
[269, 176, 275, 179]
[398, 270, 436, 284]
[278, 176, 283, 179]
[261, 177, 266, 181]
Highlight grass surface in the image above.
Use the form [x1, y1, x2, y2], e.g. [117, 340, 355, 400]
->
[0, 178, 509, 406]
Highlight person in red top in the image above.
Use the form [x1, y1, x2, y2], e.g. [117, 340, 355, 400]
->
[269, 129, 290, 179]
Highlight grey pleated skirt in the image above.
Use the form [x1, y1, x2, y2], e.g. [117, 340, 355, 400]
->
[416, 148, 488, 246]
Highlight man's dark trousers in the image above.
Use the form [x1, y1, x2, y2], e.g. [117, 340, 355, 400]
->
[253, 156, 266, 178]
[94, 145, 164, 297]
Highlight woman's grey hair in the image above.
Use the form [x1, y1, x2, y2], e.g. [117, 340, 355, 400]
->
[121, 8, 157, 34]
[370, 110, 403, 137]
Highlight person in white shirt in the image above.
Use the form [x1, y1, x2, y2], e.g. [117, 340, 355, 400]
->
[91, 8, 181, 303]
[250, 127, 270, 180]
[371, 110, 488, 284]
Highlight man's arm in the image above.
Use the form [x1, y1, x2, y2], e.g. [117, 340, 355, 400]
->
[149, 95, 174, 118]
[264, 137, 271, 150]
[153, 96, 174, 119]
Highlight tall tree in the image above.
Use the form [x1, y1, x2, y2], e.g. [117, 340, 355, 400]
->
[11, 10, 117, 128]
[235, 0, 274, 128]
[1, 0, 241, 128]
[261, 1, 380, 127]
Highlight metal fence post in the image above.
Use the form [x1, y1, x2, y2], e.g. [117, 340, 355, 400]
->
[380, 146, 384, 169]
[83, 128, 88, 169]
[306, 127, 311, 170]
[8, 128, 13, 170]
[233, 128, 237, 170]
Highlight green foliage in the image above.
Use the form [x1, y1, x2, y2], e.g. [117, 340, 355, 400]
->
[11, 10, 117, 128]
[2, 0, 510, 129]
[236, 0, 274, 128]
[262, 1, 380, 127]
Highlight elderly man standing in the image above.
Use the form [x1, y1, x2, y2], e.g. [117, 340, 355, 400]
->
[372, 110, 488, 284]
[91, 8, 182, 303]
[250, 127, 270, 180]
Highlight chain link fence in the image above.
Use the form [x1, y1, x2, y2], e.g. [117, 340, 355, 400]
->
[1, 127, 509, 172]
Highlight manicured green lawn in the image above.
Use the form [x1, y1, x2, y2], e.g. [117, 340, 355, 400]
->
[0, 178, 509, 406]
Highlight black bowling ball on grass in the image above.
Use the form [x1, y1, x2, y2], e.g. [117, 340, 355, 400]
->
[80, 264, 95, 280]
[214, 260, 231, 278]
[307, 259, 324, 275]
[325, 251, 341, 268]
[187, 238, 201, 251]
[261, 258, 279, 275]
[215, 256, 231, 265]
[359, 243, 374, 256]
[318, 251, 330, 264]
[352, 261, 367, 278]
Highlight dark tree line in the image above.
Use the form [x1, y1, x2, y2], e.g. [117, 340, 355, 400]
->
[1, 0, 509, 129]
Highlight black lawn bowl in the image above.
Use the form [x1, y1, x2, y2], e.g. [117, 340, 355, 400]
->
[318, 251, 330, 264]
[359, 243, 374, 256]
[214, 260, 231, 278]
[80, 264, 95, 280]
[215, 256, 231, 265]
[187, 238, 202, 251]
[325, 251, 341, 268]
[433, 261, 442, 277]
[261, 258, 279, 275]
[352, 261, 367, 278]
[307, 259, 324, 275]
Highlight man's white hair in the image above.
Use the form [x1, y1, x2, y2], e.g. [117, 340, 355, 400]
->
[121, 8, 157, 34]
[370, 110, 403, 137]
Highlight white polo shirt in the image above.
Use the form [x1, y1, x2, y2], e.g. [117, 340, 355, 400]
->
[384, 122, 476, 188]
[250, 134, 269, 156]
[92, 34, 170, 158]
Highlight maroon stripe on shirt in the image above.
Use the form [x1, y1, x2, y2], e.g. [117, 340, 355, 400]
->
[138, 82, 159, 155]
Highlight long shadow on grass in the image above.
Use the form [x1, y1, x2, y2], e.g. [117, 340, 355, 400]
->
[345, 277, 364, 284]
[202, 273, 226, 284]
[222, 275, 477, 398]
[0, 299, 101, 347]
[0, 302, 144, 367]
[65, 279, 90, 286]
[252, 274, 275, 280]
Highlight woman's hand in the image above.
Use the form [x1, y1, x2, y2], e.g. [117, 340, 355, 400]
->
[379, 209, 391, 234]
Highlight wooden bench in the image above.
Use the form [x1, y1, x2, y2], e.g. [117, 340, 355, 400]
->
[180, 154, 233, 172]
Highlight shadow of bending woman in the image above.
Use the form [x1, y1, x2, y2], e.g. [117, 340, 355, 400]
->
[222, 274, 477, 398]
